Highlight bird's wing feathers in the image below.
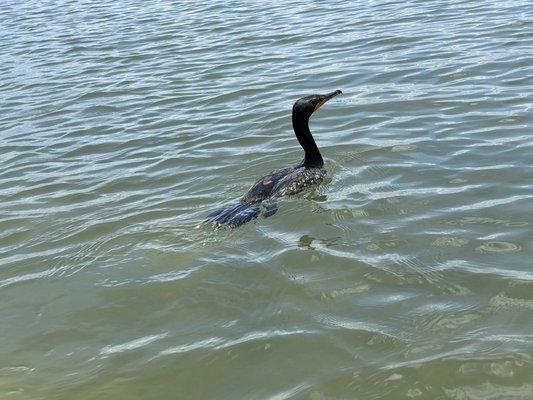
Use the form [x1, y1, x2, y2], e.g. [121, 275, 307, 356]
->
[241, 167, 293, 203]
[272, 167, 326, 197]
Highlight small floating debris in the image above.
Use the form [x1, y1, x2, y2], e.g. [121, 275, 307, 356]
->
[476, 241, 521, 254]
[391, 144, 417, 152]
[432, 236, 470, 247]
[298, 234, 314, 248]
[449, 178, 468, 184]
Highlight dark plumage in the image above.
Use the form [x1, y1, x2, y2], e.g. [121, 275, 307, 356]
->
[205, 90, 342, 228]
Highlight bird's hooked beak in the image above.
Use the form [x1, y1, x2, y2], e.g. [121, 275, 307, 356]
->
[314, 90, 342, 111]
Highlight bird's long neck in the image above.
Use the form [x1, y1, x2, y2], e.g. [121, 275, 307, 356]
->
[292, 112, 323, 168]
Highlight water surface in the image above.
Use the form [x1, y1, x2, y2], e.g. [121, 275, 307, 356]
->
[1, 0, 532, 399]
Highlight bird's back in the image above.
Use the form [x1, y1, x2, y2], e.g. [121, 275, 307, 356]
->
[241, 167, 294, 203]
[242, 165, 326, 203]
[271, 166, 327, 198]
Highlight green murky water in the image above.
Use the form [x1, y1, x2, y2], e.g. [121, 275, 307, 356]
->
[1, 1, 532, 399]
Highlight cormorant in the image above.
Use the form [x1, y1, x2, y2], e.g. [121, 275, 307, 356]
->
[205, 90, 342, 228]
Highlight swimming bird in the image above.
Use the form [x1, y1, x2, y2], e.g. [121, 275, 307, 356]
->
[205, 90, 342, 228]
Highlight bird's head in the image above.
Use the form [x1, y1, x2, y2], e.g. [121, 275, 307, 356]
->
[292, 90, 342, 118]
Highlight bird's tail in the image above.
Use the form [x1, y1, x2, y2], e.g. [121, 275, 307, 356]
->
[204, 201, 261, 228]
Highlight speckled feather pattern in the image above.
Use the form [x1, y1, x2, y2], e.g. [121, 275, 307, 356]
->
[242, 166, 326, 203]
